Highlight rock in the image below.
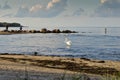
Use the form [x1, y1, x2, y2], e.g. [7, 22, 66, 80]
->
[11, 30, 15, 32]
[34, 52, 38, 56]
[97, 60, 105, 63]
[41, 28, 47, 33]
[62, 30, 77, 33]
[81, 58, 91, 61]
[52, 29, 61, 33]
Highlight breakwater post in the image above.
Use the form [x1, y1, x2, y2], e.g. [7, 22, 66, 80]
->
[105, 28, 107, 34]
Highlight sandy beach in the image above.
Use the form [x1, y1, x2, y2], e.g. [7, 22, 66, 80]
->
[0, 54, 120, 80]
[1, 0, 120, 79]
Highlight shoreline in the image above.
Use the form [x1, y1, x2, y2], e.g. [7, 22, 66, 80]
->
[0, 53, 120, 80]
[0, 53, 120, 75]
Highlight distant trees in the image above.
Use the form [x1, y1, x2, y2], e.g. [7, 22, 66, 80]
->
[0, 22, 21, 27]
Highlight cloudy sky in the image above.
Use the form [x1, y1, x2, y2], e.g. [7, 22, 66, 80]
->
[0, 0, 120, 28]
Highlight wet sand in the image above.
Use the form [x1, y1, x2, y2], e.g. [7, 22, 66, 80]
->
[0, 31, 28, 35]
[0, 32, 12, 35]
[0, 54, 120, 80]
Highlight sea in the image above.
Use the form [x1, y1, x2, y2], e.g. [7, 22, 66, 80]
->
[0, 26, 120, 61]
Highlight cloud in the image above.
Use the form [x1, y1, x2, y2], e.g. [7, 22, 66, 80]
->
[1, 13, 13, 17]
[94, 0, 120, 17]
[63, 8, 85, 17]
[100, 0, 107, 3]
[15, 6, 29, 17]
[15, 0, 68, 18]
[2, 1, 11, 9]
[72, 8, 84, 16]
[46, 0, 60, 9]
[30, 4, 43, 12]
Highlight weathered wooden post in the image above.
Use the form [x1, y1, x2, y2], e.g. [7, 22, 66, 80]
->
[20, 26, 23, 31]
[105, 28, 107, 34]
[6, 25, 9, 31]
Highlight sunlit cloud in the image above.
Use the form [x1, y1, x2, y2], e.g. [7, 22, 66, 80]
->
[30, 4, 43, 12]
[52, 0, 60, 3]
[15, 0, 67, 18]
[100, 0, 107, 3]
[46, 0, 60, 9]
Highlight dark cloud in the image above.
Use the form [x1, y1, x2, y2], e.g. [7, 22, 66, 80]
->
[94, 0, 120, 17]
[15, 0, 68, 18]
[72, 8, 84, 16]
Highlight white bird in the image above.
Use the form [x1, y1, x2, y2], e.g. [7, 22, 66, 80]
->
[65, 38, 72, 46]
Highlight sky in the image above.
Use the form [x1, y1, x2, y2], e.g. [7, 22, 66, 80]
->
[0, 0, 120, 28]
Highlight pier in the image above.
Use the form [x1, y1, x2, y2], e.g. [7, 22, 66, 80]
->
[0, 22, 77, 34]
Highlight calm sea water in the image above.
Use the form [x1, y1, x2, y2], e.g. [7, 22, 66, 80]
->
[0, 27, 120, 61]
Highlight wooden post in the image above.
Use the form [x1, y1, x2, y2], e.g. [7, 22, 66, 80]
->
[6, 25, 9, 31]
[105, 28, 107, 34]
[20, 26, 22, 31]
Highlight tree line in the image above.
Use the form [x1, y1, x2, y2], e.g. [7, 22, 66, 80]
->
[0, 22, 21, 27]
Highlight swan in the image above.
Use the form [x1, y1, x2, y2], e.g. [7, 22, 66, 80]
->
[65, 38, 72, 46]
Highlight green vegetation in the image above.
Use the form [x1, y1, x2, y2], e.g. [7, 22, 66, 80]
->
[102, 72, 120, 80]
[4, 73, 120, 80]
[0, 22, 21, 27]
[57, 72, 120, 80]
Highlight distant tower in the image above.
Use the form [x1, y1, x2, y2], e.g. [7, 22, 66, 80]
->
[105, 28, 107, 34]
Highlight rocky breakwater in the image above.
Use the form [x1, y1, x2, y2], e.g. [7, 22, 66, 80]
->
[0, 28, 77, 34]
[28, 28, 77, 33]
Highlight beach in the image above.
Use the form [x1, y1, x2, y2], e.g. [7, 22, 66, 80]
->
[0, 28, 120, 80]
[1, 0, 120, 79]
[0, 54, 120, 80]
